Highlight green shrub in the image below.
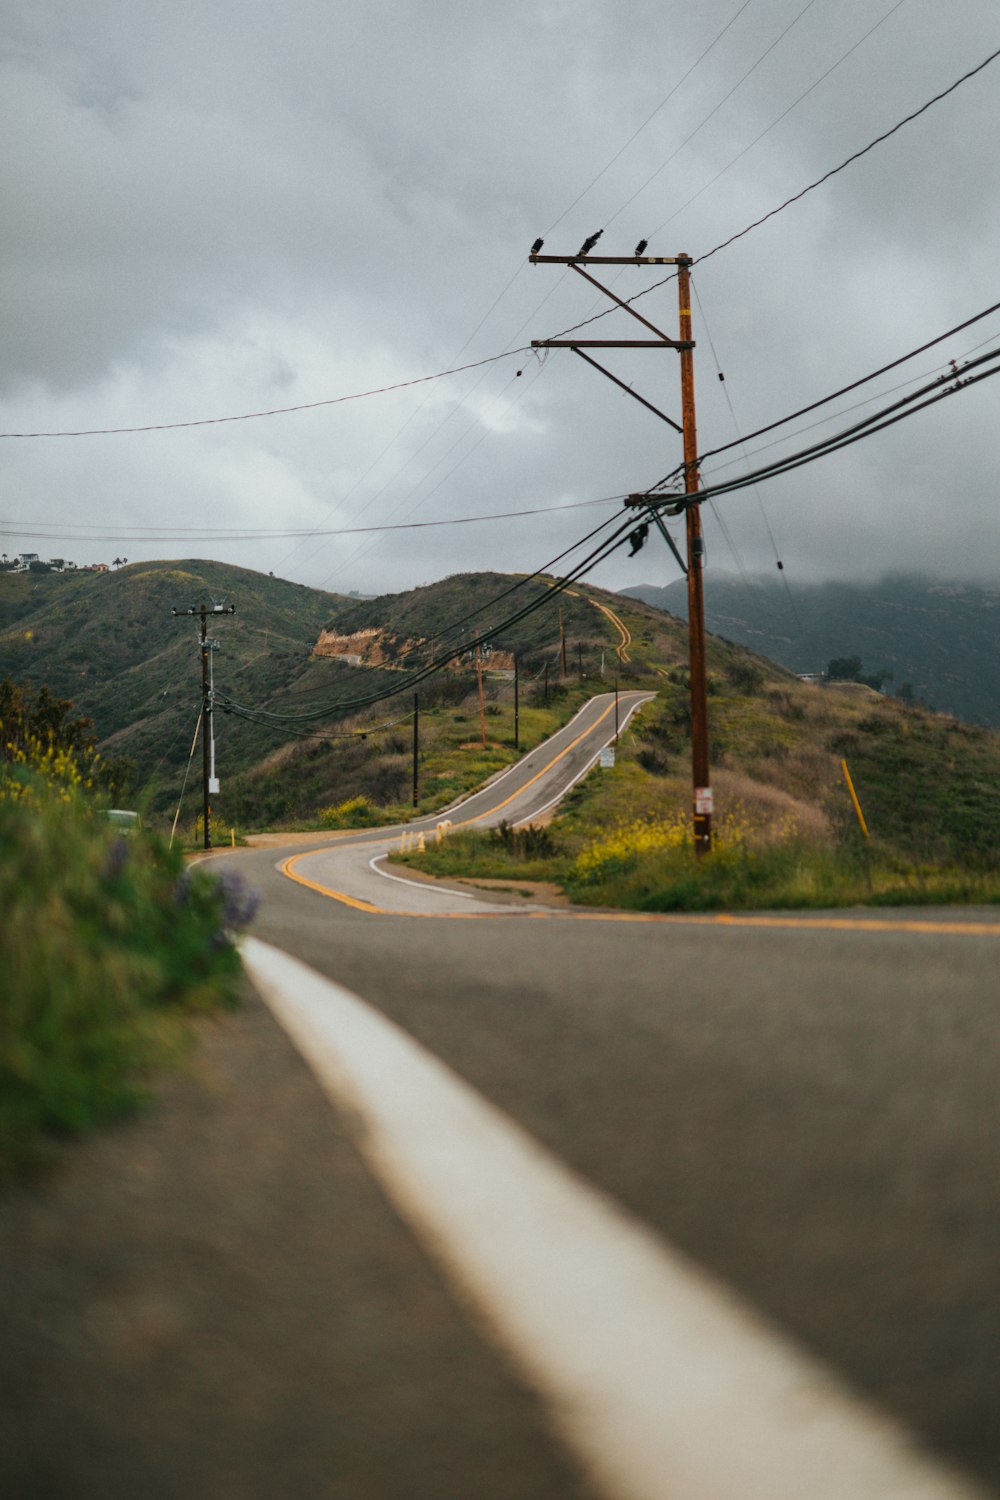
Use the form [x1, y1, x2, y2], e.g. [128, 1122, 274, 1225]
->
[0, 787, 257, 1180]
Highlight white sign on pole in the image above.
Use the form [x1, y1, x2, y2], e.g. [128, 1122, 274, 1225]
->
[599, 746, 616, 769]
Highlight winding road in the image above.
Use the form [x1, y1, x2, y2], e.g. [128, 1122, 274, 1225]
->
[7, 690, 998, 1500]
[222, 691, 1000, 1498]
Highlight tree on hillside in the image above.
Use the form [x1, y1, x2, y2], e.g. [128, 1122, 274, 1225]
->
[826, 655, 863, 682]
[826, 655, 893, 692]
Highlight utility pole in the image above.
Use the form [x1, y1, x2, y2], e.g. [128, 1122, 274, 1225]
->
[172, 600, 236, 849]
[529, 241, 712, 853]
[412, 692, 419, 807]
[615, 674, 620, 744]
[513, 654, 520, 751]
[544, 661, 549, 706]
[476, 643, 487, 747]
[676, 254, 711, 855]
[559, 608, 567, 678]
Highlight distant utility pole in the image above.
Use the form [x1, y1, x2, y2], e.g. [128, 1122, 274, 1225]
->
[412, 693, 419, 807]
[559, 608, 567, 678]
[172, 599, 236, 850]
[476, 643, 487, 747]
[529, 242, 712, 853]
[513, 654, 520, 751]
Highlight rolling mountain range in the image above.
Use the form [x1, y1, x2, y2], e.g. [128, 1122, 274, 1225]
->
[5, 559, 1000, 855]
[624, 572, 1000, 726]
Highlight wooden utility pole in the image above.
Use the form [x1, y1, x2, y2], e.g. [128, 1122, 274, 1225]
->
[171, 599, 236, 850]
[513, 654, 520, 751]
[677, 255, 712, 854]
[476, 643, 487, 747]
[412, 692, 419, 807]
[528, 240, 712, 854]
[559, 608, 567, 677]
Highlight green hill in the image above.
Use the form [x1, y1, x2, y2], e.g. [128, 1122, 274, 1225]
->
[7, 560, 1000, 875]
[0, 562, 671, 831]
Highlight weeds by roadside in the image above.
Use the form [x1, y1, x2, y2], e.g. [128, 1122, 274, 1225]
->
[0, 785, 258, 1182]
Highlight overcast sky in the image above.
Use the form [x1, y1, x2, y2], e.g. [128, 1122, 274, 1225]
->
[2, 0, 999, 601]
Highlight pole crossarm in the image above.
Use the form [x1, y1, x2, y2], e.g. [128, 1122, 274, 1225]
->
[533, 338, 693, 349]
[529, 254, 683, 265]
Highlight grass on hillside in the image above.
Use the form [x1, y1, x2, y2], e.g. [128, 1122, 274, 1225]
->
[222, 681, 605, 833]
[392, 667, 1000, 911]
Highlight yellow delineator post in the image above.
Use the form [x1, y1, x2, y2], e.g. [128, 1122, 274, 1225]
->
[841, 759, 870, 839]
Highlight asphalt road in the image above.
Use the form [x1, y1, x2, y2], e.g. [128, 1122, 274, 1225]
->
[4, 692, 999, 1498]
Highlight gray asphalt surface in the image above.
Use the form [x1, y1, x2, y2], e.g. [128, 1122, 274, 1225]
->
[237, 871, 1000, 1493]
[3, 693, 999, 1497]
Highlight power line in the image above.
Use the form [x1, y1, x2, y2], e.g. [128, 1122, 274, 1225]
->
[0, 349, 528, 440]
[218, 505, 628, 715]
[0, 491, 621, 546]
[697, 40, 1000, 264]
[220, 512, 638, 727]
[700, 325, 1000, 483]
[542, 0, 758, 237]
[692, 280, 803, 631]
[648, 294, 1000, 493]
[605, 0, 822, 228]
[8, 44, 996, 450]
[646, 0, 910, 241]
[665, 347, 1000, 506]
[541, 41, 1000, 345]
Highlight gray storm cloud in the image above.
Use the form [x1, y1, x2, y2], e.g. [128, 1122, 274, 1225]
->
[1, 0, 998, 594]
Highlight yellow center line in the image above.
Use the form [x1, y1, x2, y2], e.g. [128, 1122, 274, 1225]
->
[453, 697, 622, 827]
[277, 853, 1000, 935]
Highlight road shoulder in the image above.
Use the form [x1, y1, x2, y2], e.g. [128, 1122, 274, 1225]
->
[0, 975, 599, 1500]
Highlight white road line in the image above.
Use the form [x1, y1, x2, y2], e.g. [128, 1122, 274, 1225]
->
[241, 936, 987, 1500]
[368, 853, 485, 901]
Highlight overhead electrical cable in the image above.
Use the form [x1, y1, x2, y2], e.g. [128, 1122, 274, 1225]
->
[220, 514, 638, 726]
[8, 44, 996, 446]
[319, 356, 552, 586]
[0, 349, 529, 440]
[220, 505, 629, 713]
[665, 348, 1000, 506]
[5, 41, 996, 451]
[604, 0, 822, 228]
[542, 0, 758, 236]
[545, 41, 1000, 345]
[0, 492, 622, 546]
[647, 0, 909, 240]
[646, 294, 1000, 492]
[699, 326, 1000, 483]
[696, 40, 1000, 265]
[692, 280, 803, 631]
